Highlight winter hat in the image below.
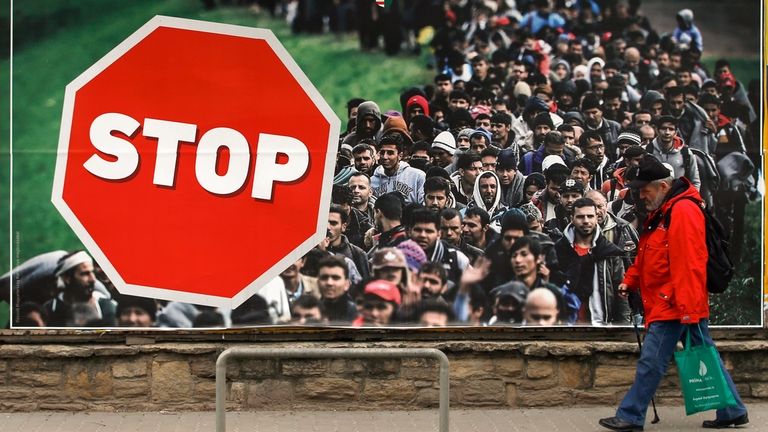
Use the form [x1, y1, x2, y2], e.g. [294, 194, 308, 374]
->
[490, 281, 529, 304]
[519, 201, 543, 223]
[532, 112, 555, 129]
[406, 95, 430, 117]
[333, 165, 358, 185]
[500, 208, 529, 233]
[524, 172, 546, 189]
[562, 111, 585, 127]
[497, 148, 519, 170]
[449, 108, 474, 130]
[431, 131, 457, 155]
[554, 79, 577, 96]
[116, 294, 158, 322]
[513, 81, 532, 98]
[541, 154, 567, 172]
[383, 115, 413, 146]
[470, 128, 492, 144]
[617, 131, 642, 147]
[470, 105, 492, 119]
[370, 248, 408, 270]
[524, 96, 550, 116]
[396, 240, 428, 272]
[410, 114, 434, 136]
[363, 280, 402, 305]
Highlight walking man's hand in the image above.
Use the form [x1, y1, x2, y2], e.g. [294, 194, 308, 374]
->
[618, 283, 629, 298]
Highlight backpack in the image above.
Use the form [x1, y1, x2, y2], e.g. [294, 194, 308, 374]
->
[663, 197, 734, 293]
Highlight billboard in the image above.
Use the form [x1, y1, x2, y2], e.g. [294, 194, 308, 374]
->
[1, 0, 764, 330]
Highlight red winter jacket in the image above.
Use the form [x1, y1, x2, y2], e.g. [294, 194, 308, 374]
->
[622, 178, 709, 327]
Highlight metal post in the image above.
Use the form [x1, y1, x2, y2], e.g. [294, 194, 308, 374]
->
[215, 347, 450, 432]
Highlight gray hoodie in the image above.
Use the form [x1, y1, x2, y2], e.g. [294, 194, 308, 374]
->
[370, 161, 426, 205]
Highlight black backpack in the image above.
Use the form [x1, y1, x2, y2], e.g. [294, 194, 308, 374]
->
[663, 197, 734, 293]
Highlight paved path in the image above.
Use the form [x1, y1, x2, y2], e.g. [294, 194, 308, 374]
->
[2, 404, 766, 431]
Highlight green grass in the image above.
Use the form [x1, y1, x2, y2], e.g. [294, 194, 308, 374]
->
[0, 0, 430, 274]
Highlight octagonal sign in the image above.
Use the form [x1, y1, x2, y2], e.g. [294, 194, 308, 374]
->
[52, 16, 340, 309]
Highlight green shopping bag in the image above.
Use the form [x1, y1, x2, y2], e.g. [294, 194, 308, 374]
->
[674, 325, 738, 415]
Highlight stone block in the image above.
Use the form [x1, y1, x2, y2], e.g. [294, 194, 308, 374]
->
[460, 379, 505, 404]
[112, 360, 147, 378]
[559, 359, 591, 389]
[415, 387, 439, 407]
[113, 378, 149, 399]
[451, 356, 495, 379]
[229, 381, 247, 405]
[493, 357, 524, 378]
[329, 359, 366, 376]
[247, 379, 293, 407]
[38, 402, 88, 411]
[595, 353, 637, 366]
[194, 380, 217, 401]
[505, 383, 517, 407]
[365, 359, 401, 376]
[64, 363, 112, 399]
[362, 379, 416, 403]
[525, 359, 555, 379]
[400, 358, 436, 380]
[594, 365, 637, 387]
[10, 370, 62, 387]
[10, 359, 61, 372]
[518, 377, 559, 390]
[150, 361, 193, 402]
[281, 359, 327, 377]
[295, 378, 359, 400]
[239, 359, 277, 378]
[751, 382, 768, 398]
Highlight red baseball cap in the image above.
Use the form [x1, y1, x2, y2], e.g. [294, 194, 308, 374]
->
[363, 280, 402, 305]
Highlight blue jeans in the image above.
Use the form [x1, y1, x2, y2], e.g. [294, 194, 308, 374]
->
[616, 319, 747, 425]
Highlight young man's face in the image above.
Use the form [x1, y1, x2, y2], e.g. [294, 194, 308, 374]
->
[669, 94, 685, 117]
[496, 167, 517, 186]
[583, 137, 605, 163]
[511, 245, 538, 279]
[432, 149, 453, 167]
[481, 155, 497, 172]
[583, 107, 603, 128]
[419, 271, 447, 298]
[327, 212, 346, 243]
[545, 180, 561, 201]
[470, 136, 488, 153]
[650, 101, 665, 118]
[290, 305, 323, 324]
[353, 150, 375, 174]
[570, 166, 591, 187]
[703, 103, 721, 122]
[657, 122, 676, 145]
[534, 124, 551, 139]
[318, 266, 350, 300]
[425, 189, 448, 211]
[560, 130, 575, 147]
[410, 222, 440, 251]
[361, 298, 395, 326]
[634, 112, 652, 128]
[436, 79, 452, 96]
[490, 122, 510, 143]
[378, 144, 401, 170]
[440, 215, 462, 246]
[449, 97, 469, 111]
[459, 160, 483, 185]
[524, 184, 540, 203]
[359, 115, 378, 137]
[560, 191, 582, 214]
[118, 307, 153, 327]
[478, 175, 498, 206]
[476, 117, 491, 130]
[461, 214, 486, 247]
[472, 60, 489, 79]
[572, 205, 598, 237]
[420, 311, 449, 327]
[501, 229, 525, 252]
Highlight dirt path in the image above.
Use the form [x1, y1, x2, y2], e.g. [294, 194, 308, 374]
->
[639, 0, 760, 58]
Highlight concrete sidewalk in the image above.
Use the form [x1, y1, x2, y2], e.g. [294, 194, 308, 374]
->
[2, 404, 766, 432]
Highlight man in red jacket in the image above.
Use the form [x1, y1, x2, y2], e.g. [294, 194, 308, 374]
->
[599, 156, 747, 431]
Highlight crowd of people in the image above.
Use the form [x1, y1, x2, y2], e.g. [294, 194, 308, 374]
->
[2, 0, 760, 329]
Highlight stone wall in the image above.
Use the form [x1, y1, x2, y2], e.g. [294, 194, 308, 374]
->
[1, 339, 767, 412]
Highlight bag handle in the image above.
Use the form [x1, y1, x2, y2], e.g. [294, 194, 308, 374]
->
[684, 324, 706, 350]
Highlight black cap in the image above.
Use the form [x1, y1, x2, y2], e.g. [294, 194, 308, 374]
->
[490, 281, 529, 304]
[628, 155, 672, 189]
[560, 178, 585, 195]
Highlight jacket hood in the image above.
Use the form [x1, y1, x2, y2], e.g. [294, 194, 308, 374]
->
[640, 90, 665, 110]
[356, 101, 382, 132]
[382, 115, 413, 145]
[372, 161, 412, 179]
[659, 177, 702, 214]
[472, 170, 502, 214]
[677, 9, 694, 27]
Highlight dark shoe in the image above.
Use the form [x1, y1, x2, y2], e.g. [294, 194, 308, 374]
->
[599, 416, 644, 431]
[702, 413, 749, 429]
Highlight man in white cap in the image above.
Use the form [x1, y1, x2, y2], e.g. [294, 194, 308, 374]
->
[430, 131, 456, 170]
[42, 250, 116, 327]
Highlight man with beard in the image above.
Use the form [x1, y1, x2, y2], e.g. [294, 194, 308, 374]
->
[279, 255, 320, 306]
[585, 190, 639, 270]
[581, 92, 621, 162]
[342, 100, 382, 147]
[496, 148, 525, 208]
[430, 131, 457, 170]
[424, 176, 462, 212]
[521, 129, 577, 176]
[544, 178, 584, 235]
[667, 86, 716, 153]
[469, 171, 507, 223]
[352, 141, 377, 177]
[554, 198, 629, 325]
[418, 261, 450, 302]
[348, 172, 375, 224]
[461, 206, 494, 252]
[532, 159, 570, 222]
[600, 156, 748, 431]
[328, 205, 370, 281]
[317, 256, 358, 324]
[648, 116, 700, 190]
[602, 86, 628, 125]
[440, 208, 483, 262]
[409, 207, 469, 287]
[42, 251, 117, 327]
[115, 295, 157, 328]
[370, 133, 426, 205]
[450, 152, 482, 205]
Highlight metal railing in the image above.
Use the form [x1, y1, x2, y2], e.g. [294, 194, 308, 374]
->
[216, 347, 450, 432]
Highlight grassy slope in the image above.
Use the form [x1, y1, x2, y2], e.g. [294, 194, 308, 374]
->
[0, 0, 430, 272]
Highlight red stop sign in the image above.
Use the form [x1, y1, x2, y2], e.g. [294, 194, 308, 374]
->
[52, 16, 340, 308]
